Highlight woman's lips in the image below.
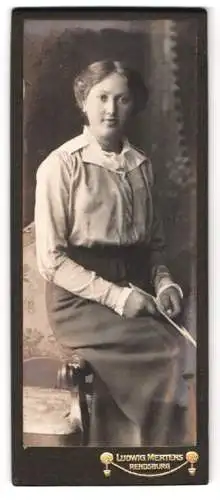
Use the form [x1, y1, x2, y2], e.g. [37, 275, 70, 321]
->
[104, 119, 118, 126]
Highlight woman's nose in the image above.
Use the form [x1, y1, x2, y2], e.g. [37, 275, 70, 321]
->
[105, 98, 116, 115]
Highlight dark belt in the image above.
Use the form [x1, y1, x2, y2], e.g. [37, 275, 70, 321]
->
[66, 244, 151, 288]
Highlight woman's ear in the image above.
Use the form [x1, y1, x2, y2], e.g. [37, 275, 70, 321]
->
[82, 100, 87, 113]
[81, 101, 89, 125]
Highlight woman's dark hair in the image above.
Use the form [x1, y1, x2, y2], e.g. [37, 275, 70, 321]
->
[73, 60, 148, 115]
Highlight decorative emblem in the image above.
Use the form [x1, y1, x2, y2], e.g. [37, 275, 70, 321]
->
[185, 451, 199, 476]
[100, 452, 114, 477]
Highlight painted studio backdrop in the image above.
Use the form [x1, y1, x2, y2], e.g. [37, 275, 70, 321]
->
[22, 18, 197, 441]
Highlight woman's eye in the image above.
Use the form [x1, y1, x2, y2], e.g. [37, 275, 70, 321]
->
[119, 96, 131, 105]
[99, 94, 108, 103]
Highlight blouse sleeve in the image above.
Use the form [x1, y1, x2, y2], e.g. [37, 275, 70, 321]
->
[34, 151, 132, 315]
[147, 167, 183, 298]
[149, 209, 174, 294]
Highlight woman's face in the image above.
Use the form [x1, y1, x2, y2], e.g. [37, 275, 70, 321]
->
[82, 72, 133, 142]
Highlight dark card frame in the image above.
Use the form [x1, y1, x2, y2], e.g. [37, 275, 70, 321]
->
[11, 7, 208, 486]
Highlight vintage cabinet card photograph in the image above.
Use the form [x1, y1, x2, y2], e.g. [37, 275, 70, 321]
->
[11, 7, 208, 486]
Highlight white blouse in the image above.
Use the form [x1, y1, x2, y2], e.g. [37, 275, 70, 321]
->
[35, 127, 174, 315]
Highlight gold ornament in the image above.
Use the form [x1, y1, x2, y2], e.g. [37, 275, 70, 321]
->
[186, 451, 199, 476]
[100, 452, 114, 477]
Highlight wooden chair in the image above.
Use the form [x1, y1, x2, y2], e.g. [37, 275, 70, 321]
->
[23, 355, 93, 447]
[56, 355, 92, 445]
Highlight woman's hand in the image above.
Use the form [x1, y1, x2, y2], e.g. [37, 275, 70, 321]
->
[156, 287, 182, 318]
[123, 290, 158, 319]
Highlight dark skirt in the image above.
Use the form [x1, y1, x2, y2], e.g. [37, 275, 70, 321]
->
[46, 245, 184, 442]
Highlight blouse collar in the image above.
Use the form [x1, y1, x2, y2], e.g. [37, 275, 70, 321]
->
[81, 126, 146, 172]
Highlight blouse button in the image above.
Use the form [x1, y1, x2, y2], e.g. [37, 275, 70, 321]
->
[118, 171, 127, 181]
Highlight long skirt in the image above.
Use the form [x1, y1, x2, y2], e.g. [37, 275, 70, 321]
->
[45, 245, 184, 445]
